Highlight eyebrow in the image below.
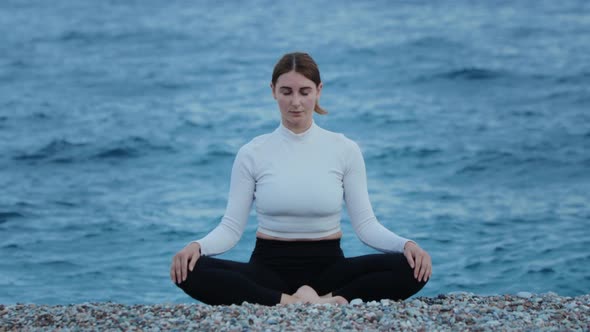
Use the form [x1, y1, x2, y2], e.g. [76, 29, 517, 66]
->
[279, 86, 313, 90]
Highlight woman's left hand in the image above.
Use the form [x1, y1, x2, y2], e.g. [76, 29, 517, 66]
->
[403, 242, 432, 282]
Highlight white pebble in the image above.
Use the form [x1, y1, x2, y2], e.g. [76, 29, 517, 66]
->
[516, 292, 533, 299]
[485, 320, 501, 327]
[350, 299, 363, 305]
[411, 299, 422, 307]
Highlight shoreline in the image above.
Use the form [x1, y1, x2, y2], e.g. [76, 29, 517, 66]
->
[1, 293, 588, 331]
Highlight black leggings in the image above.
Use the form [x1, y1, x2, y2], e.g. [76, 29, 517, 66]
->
[177, 238, 427, 305]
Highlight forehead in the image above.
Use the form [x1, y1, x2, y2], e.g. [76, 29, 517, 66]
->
[275, 71, 315, 88]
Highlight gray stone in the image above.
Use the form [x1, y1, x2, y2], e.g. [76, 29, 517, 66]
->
[350, 299, 363, 305]
[516, 291, 533, 299]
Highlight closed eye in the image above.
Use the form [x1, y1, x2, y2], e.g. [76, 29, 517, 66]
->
[278, 87, 312, 96]
[300, 88, 311, 96]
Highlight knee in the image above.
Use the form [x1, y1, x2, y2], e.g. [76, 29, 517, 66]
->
[387, 253, 429, 285]
[175, 257, 206, 290]
[398, 253, 430, 292]
[384, 253, 413, 271]
[388, 253, 429, 299]
[175, 269, 195, 291]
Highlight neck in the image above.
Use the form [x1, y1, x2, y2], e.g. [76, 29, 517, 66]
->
[278, 120, 316, 141]
[282, 120, 313, 134]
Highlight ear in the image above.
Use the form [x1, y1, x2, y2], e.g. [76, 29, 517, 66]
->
[270, 83, 277, 100]
[317, 82, 323, 100]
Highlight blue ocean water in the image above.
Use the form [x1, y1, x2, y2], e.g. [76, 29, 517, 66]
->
[0, 0, 589, 304]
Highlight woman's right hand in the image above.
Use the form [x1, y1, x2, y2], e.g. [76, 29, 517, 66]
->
[170, 242, 201, 284]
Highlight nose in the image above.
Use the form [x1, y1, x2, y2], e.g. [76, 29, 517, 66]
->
[291, 93, 302, 106]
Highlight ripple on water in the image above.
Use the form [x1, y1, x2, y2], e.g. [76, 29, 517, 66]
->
[12, 139, 87, 163]
[437, 68, 506, 81]
[93, 137, 175, 160]
[52, 201, 78, 208]
[527, 267, 557, 275]
[12, 136, 175, 164]
[25, 259, 81, 270]
[367, 146, 443, 162]
[1, 243, 21, 250]
[413, 67, 509, 84]
[0, 212, 24, 224]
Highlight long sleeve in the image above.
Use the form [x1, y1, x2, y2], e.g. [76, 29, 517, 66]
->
[193, 146, 256, 256]
[343, 141, 412, 253]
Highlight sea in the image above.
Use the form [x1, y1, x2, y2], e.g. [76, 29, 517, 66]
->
[0, 0, 588, 304]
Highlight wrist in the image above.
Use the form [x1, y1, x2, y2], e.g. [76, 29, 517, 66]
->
[404, 241, 417, 251]
[191, 241, 202, 254]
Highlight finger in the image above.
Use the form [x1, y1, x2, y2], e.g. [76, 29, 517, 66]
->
[181, 255, 189, 282]
[414, 254, 423, 280]
[173, 257, 179, 284]
[422, 263, 430, 282]
[405, 249, 415, 269]
[424, 255, 432, 281]
[418, 258, 428, 282]
[189, 251, 199, 272]
[171, 256, 180, 283]
[416, 254, 427, 281]
[170, 260, 175, 282]
[175, 256, 183, 284]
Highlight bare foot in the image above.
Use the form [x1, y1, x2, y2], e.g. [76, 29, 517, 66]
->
[292, 285, 319, 303]
[293, 285, 348, 305]
[320, 295, 348, 305]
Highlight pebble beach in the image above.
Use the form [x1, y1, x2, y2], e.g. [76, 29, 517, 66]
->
[1, 293, 588, 331]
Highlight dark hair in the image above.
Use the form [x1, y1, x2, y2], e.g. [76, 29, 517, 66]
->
[271, 52, 327, 115]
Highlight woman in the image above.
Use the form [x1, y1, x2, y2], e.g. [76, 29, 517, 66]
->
[170, 52, 432, 305]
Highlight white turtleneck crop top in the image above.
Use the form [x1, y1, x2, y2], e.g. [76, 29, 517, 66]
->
[194, 121, 412, 256]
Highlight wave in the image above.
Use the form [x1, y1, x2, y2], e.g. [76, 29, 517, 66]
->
[537, 89, 590, 104]
[527, 267, 556, 275]
[368, 146, 442, 161]
[52, 201, 77, 208]
[357, 111, 417, 126]
[465, 261, 483, 270]
[206, 148, 234, 158]
[13, 139, 87, 162]
[93, 147, 140, 159]
[556, 71, 590, 85]
[448, 148, 589, 186]
[0, 211, 25, 223]
[37, 260, 81, 268]
[93, 137, 175, 160]
[509, 109, 541, 118]
[454, 150, 551, 175]
[57, 28, 190, 45]
[405, 36, 464, 49]
[435, 68, 505, 81]
[1, 243, 20, 250]
[182, 118, 214, 130]
[5, 59, 30, 71]
[411, 67, 509, 84]
[66, 270, 104, 278]
[12, 137, 174, 164]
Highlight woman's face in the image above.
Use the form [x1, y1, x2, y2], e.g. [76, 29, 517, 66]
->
[271, 70, 322, 134]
